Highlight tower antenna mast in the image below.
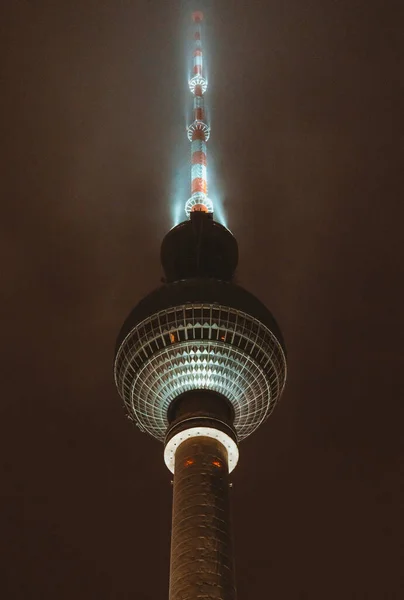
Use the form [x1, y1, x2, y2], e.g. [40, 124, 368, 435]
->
[185, 11, 213, 216]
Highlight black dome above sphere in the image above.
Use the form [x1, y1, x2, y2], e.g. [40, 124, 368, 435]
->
[161, 211, 238, 283]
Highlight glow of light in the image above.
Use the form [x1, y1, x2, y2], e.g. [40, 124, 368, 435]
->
[211, 199, 227, 228]
[169, 162, 189, 227]
[164, 426, 239, 474]
[171, 201, 183, 227]
[187, 120, 210, 142]
[205, 156, 228, 228]
[188, 75, 208, 94]
[185, 193, 213, 217]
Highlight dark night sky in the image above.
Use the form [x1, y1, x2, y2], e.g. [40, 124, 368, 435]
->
[1, 1, 403, 598]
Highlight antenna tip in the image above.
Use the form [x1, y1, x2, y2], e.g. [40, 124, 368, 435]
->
[192, 11, 204, 23]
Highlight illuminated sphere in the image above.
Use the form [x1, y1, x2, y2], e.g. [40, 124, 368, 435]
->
[114, 213, 286, 443]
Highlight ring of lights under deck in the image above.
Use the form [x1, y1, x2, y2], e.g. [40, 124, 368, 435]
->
[187, 120, 211, 141]
[185, 194, 213, 216]
[114, 303, 287, 442]
[189, 75, 208, 94]
[164, 427, 239, 474]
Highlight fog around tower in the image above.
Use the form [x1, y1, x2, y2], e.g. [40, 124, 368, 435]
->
[0, 1, 402, 599]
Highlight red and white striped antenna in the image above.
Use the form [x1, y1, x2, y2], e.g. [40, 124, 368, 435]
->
[185, 11, 213, 218]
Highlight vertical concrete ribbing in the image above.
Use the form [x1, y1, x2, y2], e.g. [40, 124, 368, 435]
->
[169, 436, 236, 600]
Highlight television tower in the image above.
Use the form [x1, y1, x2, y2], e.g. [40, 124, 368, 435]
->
[114, 11, 287, 600]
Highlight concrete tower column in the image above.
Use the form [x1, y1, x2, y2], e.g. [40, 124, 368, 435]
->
[169, 436, 236, 600]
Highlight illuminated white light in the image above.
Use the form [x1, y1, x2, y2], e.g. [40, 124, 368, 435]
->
[164, 426, 239, 474]
[191, 139, 206, 154]
[187, 120, 210, 142]
[191, 163, 207, 180]
[189, 75, 208, 94]
[194, 95, 204, 109]
[194, 55, 203, 67]
[185, 194, 213, 216]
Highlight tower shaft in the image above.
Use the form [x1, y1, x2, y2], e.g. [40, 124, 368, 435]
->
[169, 437, 236, 600]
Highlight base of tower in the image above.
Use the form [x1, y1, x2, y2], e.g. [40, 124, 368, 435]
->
[169, 435, 237, 600]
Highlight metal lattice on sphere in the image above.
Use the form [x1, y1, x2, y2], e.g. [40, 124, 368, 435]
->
[114, 285, 286, 443]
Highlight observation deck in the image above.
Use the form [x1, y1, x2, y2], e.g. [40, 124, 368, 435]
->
[114, 273, 286, 443]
